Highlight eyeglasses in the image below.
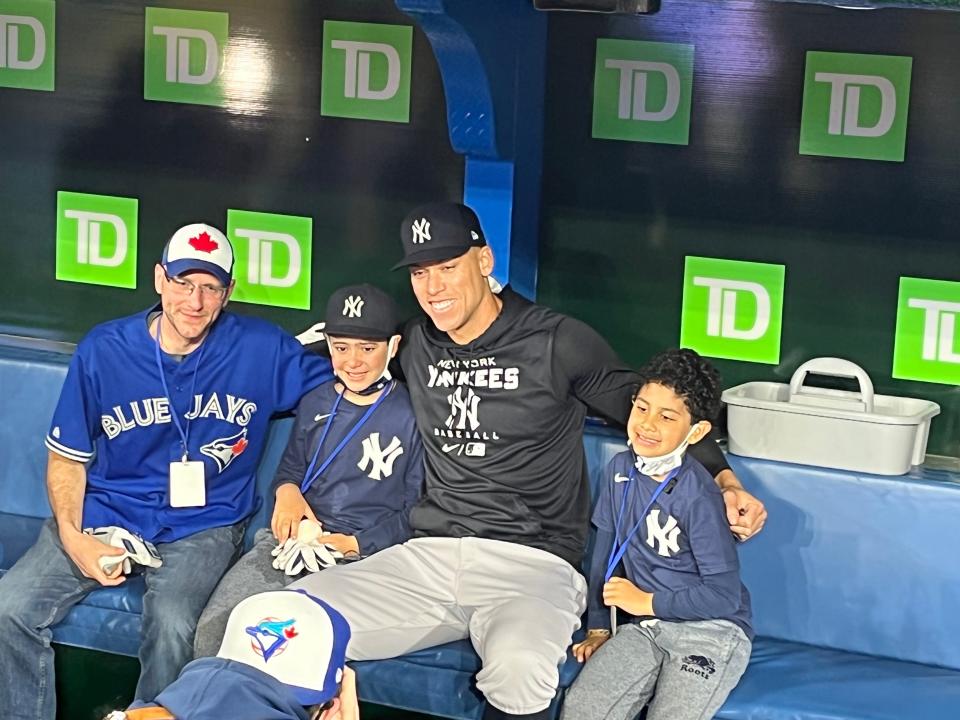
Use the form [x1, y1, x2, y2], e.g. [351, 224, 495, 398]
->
[164, 273, 227, 300]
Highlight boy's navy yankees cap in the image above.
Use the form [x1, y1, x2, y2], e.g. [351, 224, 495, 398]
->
[392, 202, 486, 270]
[161, 223, 234, 288]
[216, 589, 351, 706]
[324, 284, 399, 340]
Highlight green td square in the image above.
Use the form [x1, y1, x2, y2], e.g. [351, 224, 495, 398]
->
[799, 51, 912, 162]
[321, 20, 412, 123]
[592, 39, 694, 145]
[228, 209, 312, 310]
[680, 256, 785, 365]
[0, 0, 55, 91]
[56, 191, 138, 289]
[144, 7, 228, 107]
[893, 277, 960, 386]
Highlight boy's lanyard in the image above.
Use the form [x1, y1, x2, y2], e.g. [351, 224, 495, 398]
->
[153, 318, 207, 462]
[300, 380, 395, 494]
[604, 466, 681, 583]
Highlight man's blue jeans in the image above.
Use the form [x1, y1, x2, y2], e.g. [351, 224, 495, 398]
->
[0, 518, 244, 720]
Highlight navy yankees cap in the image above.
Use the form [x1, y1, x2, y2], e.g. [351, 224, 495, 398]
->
[323, 284, 399, 340]
[392, 202, 486, 270]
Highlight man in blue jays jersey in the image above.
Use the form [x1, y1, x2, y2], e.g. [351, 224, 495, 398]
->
[192, 284, 424, 658]
[0, 224, 332, 719]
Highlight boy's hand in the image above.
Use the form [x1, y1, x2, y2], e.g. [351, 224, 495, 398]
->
[572, 630, 610, 663]
[272, 484, 319, 544]
[603, 577, 654, 617]
[323, 533, 360, 556]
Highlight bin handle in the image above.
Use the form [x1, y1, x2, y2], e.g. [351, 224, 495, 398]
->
[788, 357, 875, 413]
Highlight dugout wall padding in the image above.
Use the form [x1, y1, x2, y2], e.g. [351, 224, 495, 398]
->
[537, 0, 960, 457]
[0, 0, 463, 341]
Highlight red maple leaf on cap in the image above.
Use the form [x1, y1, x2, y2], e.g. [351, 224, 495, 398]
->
[284, 626, 298, 639]
[188, 231, 219, 254]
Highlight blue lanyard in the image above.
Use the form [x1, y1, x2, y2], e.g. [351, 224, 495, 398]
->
[604, 466, 680, 582]
[153, 316, 207, 462]
[300, 380, 395, 494]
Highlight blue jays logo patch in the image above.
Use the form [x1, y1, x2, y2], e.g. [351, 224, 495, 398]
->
[200, 428, 249, 472]
[246, 616, 298, 662]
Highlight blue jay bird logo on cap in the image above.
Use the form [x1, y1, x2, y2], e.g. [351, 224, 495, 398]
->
[247, 617, 299, 662]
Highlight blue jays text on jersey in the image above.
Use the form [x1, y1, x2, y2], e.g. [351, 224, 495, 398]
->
[45, 307, 333, 544]
[99, 393, 258, 439]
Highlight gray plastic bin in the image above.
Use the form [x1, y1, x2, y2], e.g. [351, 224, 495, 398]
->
[721, 357, 940, 475]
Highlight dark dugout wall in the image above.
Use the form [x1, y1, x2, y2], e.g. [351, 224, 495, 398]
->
[538, 0, 960, 456]
[0, 0, 463, 340]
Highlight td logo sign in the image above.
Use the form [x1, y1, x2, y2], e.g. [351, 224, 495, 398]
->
[893, 277, 960, 386]
[592, 39, 694, 145]
[680, 257, 785, 365]
[0, 0, 55, 91]
[56, 191, 139, 289]
[321, 20, 413, 123]
[144, 7, 228, 107]
[800, 51, 912, 162]
[228, 210, 312, 310]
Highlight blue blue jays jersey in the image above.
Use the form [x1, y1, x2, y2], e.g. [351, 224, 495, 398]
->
[45, 307, 333, 543]
[273, 380, 424, 555]
[593, 451, 752, 637]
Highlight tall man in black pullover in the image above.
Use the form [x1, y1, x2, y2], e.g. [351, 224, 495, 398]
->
[292, 203, 766, 720]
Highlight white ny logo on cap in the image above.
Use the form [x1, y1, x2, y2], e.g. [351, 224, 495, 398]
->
[411, 218, 431, 244]
[343, 295, 364, 318]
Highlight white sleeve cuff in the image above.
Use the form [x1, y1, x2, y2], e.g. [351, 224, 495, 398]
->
[45, 436, 95, 463]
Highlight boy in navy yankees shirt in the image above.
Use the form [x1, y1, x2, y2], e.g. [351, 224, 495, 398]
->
[561, 349, 752, 720]
[193, 284, 424, 657]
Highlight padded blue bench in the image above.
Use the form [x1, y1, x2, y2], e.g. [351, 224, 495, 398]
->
[3, 337, 960, 719]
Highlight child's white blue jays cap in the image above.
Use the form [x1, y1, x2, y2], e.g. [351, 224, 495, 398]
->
[161, 223, 234, 288]
[216, 589, 351, 706]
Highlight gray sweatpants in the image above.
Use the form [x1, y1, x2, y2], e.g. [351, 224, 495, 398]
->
[192, 528, 297, 658]
[560, 619, 751, 720]
[290, 536, 588, 714]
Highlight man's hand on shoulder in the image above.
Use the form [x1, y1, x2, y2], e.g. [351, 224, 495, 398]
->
[716, 470, 767, 540]
[59, 526, 126, 586]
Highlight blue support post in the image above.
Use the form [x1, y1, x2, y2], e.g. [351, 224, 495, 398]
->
[396, 0, 547, 299]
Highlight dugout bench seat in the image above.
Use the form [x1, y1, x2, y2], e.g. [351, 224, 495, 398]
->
[2, 338, 959, 719]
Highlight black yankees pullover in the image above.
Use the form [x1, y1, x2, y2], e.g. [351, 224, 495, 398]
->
[398, 288, 730, 567]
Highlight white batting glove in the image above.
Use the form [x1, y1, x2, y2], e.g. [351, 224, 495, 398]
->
[85, 526, 163, 575]
[271, 537, 341, 575]
[295, 321, 326, 346]
[270, 520, 342, 576]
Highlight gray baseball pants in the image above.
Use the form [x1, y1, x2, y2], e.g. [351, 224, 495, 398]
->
[560, 619, 751, 720]
[290, 536, 588, 714]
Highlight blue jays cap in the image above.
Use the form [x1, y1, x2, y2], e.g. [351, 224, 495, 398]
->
[324, 284, 399, 340]
[161, 223, 234, 288]
[392, 202, 486, 270]
[216, 589, 351, 707]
